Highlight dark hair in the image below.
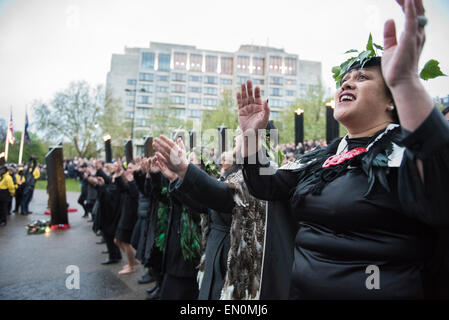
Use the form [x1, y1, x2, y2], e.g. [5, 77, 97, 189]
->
[442, 107, 449, 116]
[343, 57, 399, 124]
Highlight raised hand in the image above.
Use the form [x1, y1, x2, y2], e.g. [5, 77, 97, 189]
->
[149, 156, 161, 173]
[237, 80, 270, 134]
[156, 157, 178, 182]
[153, 136, 189, 178]
[382, 0, 426, 88]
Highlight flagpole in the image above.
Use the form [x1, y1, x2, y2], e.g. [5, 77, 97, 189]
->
[18, 108, 26, 164]
[4, 127, 9, 161]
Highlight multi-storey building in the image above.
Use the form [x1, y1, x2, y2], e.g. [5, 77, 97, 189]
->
[106, 42, 322, 150]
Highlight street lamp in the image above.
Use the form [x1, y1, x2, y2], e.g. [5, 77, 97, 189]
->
[103, 134, 112, 163]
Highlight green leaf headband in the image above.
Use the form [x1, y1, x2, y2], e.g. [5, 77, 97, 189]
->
[332, 33, 446, 88]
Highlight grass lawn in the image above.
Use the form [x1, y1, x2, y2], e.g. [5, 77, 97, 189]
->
[35, 178, 81, 193]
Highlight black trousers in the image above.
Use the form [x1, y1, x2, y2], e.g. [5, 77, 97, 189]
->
[14, 189, 24, 212]
[0, 200, 9, 224]
[77, 193, 87, 215]
[104, 234, 122, 260]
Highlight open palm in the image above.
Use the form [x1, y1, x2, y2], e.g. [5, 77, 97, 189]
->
[237, 80, 270, 134]
[382, 0, 426, 88]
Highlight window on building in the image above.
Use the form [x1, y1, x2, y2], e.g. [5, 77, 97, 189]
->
[126, 89, 136, 96]
[253, 78, 264, 85]
[285, 57, 297, 75]
[136, 107, 150, 117]
[173, 108, 185, 117]
[156, 86, 169, 93]
[204, 87, 218, 96]
[286, 90, 296, 97]
[189, 86, 202, 93]
[286, 78, 297, 85]
[220, 57, 233, 75]
[156, 97, 167, 105]
[269, 56, 282, 73]
[171, 84, 186, 93]
[174, 52, 187, 70]
[204, 76, 217, 84]
[270, 88, 283, 96]
[270, 99, 284, 107]
[204, 98, 217, 106]
[157, 75, 169, 82]
[139, 73, 154, 82]
[126, 100, 135, 106]
[253, 57, 265, 75]
[220, 78, 232, 85]
[190, 54, 203, 72]
[270, 76, 283, 85]
[171, 72, 186, 82]
[188, 98, 201, 105]
[237, 56, 250, 73]
[158, 53, 171, 72]
[127, 79, 137, 85]
[237, 76, 250, 85]
[141, 52, 155, 70]
[135, 118, 150, 126]
[125, 111, 134, 119]
[189, 75, 202, 82]
[271, 111, 280, 118]
[206, 55, 218, 73]
[188, 109, 202, 118]
[138, 84, 153, 93]
[137, 95, 152, 105]
[171, 96, 185, 105]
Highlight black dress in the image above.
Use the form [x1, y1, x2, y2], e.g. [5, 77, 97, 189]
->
[115, 178, 139, 243]
[243, 107, 449, 299]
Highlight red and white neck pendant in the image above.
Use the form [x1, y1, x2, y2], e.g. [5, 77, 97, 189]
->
[322, 147, 367, 169]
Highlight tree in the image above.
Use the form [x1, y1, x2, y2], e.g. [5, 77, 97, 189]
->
[145, 98, 187, 137]
[33, 81, 104, 158]
[0, 118, 6, 142]
[274, 82, 328, 144]
[201, 90, 238, 131]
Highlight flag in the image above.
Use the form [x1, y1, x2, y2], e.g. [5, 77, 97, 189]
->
[7, 110, 14, 145]
[24, 112, 30, 144]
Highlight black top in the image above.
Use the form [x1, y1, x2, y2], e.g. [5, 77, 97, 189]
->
[243, 107, 449, 299]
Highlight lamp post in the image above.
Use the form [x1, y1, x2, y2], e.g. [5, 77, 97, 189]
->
[325, 100, 339, 144]
[218, 124, 227, 155]
[294, 108, 304, 146]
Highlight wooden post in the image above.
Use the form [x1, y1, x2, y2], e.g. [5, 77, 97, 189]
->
[124, 139, 133, 164]
[45, 146, 68, 226]
[104, 135, 112, 163]
[143, 136, 155, 157]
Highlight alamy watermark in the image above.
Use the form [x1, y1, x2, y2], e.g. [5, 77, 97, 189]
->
[65, 265, 80, 290]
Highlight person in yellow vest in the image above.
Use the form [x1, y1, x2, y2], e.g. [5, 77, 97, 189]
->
[21, 156, 40, 215]
[13, 167, 26, 214]
[0, 165, 15, 227]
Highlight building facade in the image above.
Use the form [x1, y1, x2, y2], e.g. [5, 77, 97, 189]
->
[106, 42, 322, 149]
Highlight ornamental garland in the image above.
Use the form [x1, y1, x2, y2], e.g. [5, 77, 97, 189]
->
[180, 207, 202, 263]
[332, 33, 446, 88]
[155, 187, 169, 252]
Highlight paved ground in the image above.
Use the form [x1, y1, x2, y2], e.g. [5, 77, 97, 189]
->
[0, 189, 154, 300]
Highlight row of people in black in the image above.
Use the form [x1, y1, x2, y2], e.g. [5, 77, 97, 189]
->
[75, 136, 267, 300]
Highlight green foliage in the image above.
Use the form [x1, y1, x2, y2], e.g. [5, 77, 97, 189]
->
[420, 59, 447, 80]
[332, 33, 382, 88]
[274, 82, 327, 144]
[0, 131, 49, 164]
[201, 90, 238, 130]
[333, 33, 445, 87]
[180, 207, 201, 262]
[145, 98, 187, 137]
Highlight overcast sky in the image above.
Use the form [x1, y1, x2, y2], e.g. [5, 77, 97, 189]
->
[1, 0, 448, 130]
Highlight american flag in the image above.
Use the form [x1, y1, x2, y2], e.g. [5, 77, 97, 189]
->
[7, 110, 14, 145]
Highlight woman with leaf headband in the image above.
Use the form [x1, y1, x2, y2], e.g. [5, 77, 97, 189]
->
[237, 0, 449, 299]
